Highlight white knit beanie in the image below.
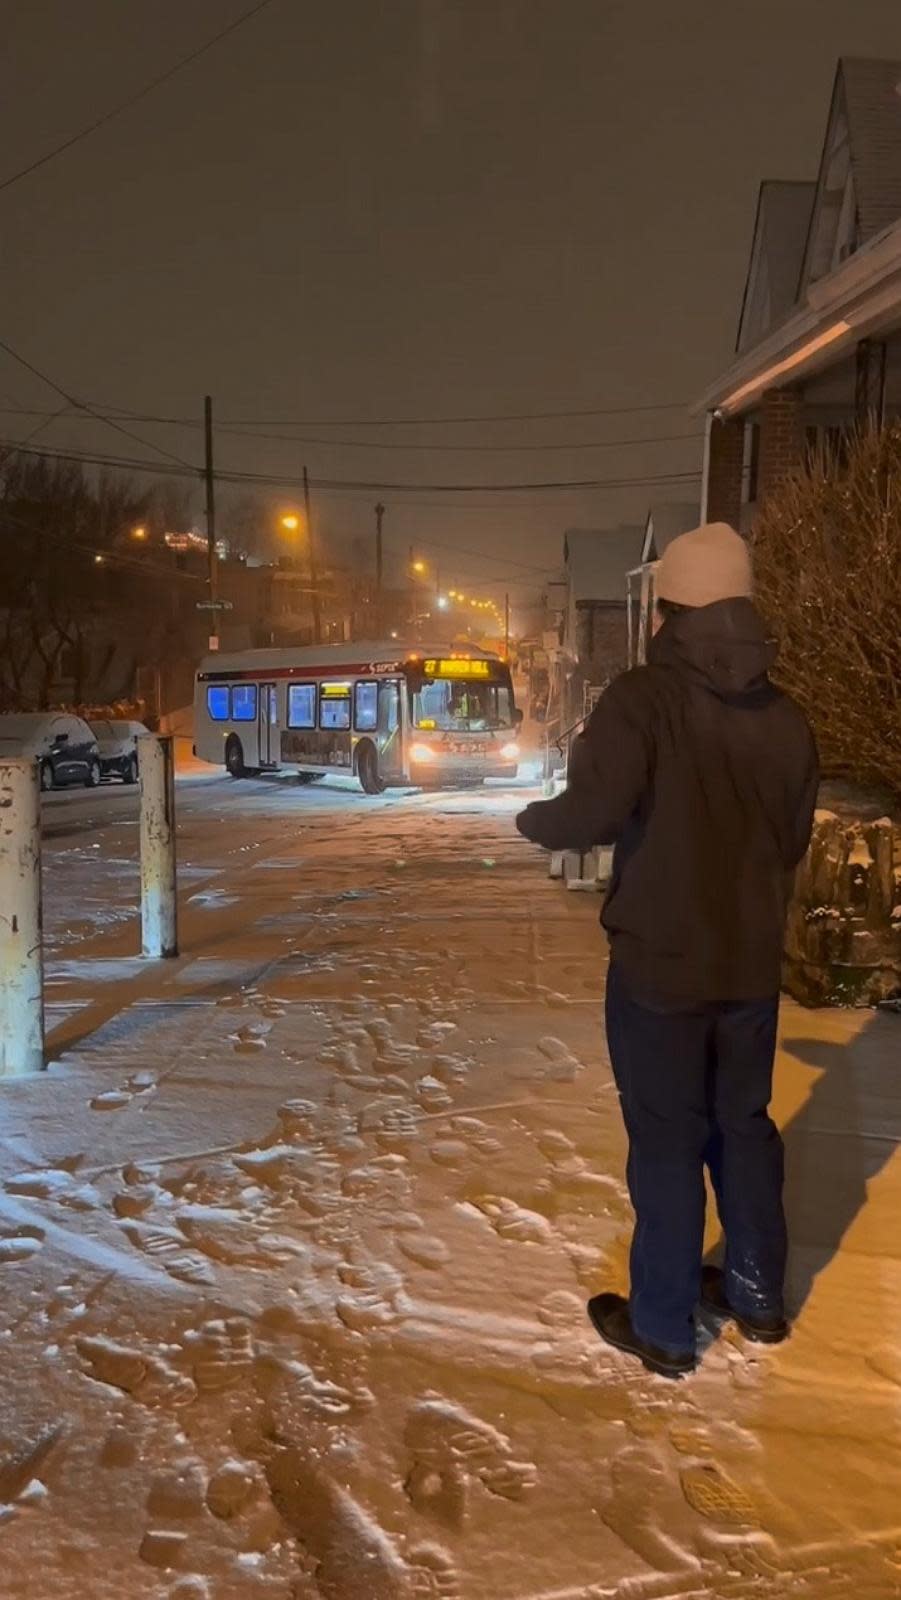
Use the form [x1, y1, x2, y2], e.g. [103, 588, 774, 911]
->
[655, 521, 752, 608]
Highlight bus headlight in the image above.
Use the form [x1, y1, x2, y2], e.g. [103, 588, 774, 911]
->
[410, 743, 435, 762]
[499, 741, 520, 761]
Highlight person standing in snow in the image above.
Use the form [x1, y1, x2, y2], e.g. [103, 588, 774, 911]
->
[516, 522, 818, 1379]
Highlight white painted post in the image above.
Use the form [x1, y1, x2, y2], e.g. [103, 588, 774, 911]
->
[0, 759, 45, 1076]
[138, 735, 178, 959]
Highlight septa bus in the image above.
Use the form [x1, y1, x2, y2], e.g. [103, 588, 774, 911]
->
[194, 640, 522, 793]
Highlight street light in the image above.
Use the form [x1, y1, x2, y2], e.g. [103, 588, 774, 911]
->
[280, 514, 300, 533]
[132, 525, 147, 541]
[412, 559, 426, 575]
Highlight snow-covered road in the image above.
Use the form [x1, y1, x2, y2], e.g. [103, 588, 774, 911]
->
[1, 778, 899, 1598]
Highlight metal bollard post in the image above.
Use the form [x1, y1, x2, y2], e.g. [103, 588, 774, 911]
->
[138, 734, 178, 959]
[0, 759, 45, 1076]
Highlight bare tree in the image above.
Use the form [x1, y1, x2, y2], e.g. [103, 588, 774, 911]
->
[0, 454, 153, 709]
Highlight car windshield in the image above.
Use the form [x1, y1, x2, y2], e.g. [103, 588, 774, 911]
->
[411, 677, 513, 732]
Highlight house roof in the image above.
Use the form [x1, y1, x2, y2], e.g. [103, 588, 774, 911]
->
[799, 58, 901, 293]
[737, 182, 816, 354]
[697, 55, 901, 416]
[641, 503, 700, 564]
[563, 526, 644, 603]
[843, 58, 901, 244]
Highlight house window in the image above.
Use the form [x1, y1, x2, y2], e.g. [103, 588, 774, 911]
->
[319, 685, 351, 731]
[231, 683, 258, 722]
[287, 683, 316, 728]
[354, 681, 378, 732]
[207, 685, 230, 721]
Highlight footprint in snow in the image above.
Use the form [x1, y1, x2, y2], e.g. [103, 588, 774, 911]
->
[0, 1229, 45, 1264]
[90, 1072, 156, 1111]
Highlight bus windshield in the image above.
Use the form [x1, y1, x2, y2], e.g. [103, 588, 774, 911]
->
[411, 676, 514, 732]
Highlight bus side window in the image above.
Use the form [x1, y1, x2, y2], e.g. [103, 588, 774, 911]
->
[207, 685, 230, 721]
[354, 681, 378, 732]
[320, 689, 351, 731]
[288, 684, 316, 728]
[231, 684, 257, 722]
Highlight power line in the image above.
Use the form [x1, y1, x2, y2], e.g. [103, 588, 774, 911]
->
[218, 467, 703, 495]
[105, 398, 691, 428]
[0, 403, 703, 454]
[175, 423, 703, 454]
[0, 437, 700, 495]
[0, 0, 280, 197]
[2, 402, 73, 459]
[0, 337, 197, 471]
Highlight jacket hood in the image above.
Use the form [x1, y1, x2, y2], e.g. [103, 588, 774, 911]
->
[648, 597, 777, 698]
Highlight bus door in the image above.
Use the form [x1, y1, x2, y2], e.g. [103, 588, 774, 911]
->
[377, 679, 402, 780]
[259, 682, 279, 766]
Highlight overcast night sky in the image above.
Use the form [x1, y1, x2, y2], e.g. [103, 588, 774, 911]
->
[3, 0, 901, 607]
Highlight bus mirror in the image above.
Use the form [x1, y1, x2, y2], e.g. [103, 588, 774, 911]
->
[407, 672, 424, 694]
[513, 707, 524, 727]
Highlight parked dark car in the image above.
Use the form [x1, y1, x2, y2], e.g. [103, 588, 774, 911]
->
[0, 713, 101, 791]
[88, 719, 149, 784]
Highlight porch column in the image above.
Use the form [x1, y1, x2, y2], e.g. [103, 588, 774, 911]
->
[705, 414, 745, 528]
[758, 386, 804, 502]
[855, 338, 887, 426]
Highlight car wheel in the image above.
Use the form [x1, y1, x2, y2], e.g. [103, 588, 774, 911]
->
[125, 754, 139, 785]
[357, 742, 386, 795]
[39, 760, 55, 793]
[225, 736, 246, 779]
[84, 758, 102, 789]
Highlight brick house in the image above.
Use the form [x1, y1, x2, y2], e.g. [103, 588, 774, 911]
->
[697, 58, 901, 524]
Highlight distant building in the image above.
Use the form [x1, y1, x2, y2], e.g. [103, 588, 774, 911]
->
[553, 525, 643, 725]
[627, 502, 700, 666]
[697, 57, 901, 525]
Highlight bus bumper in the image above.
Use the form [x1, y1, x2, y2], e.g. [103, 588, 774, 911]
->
[409, 761, 519, 786]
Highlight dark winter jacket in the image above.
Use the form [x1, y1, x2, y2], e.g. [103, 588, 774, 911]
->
[516, 599, 819, 1007]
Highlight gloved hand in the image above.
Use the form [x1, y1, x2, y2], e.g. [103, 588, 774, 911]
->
[515, 804, 545, 844]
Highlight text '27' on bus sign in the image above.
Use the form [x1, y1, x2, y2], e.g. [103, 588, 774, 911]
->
[423, 658, 491, 679]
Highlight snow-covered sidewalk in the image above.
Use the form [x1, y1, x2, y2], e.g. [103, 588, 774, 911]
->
[2, 779, 900, 1599]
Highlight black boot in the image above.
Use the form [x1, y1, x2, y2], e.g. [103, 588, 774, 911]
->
[700, 1266, 788, 1344]
[586, 1293, 695, 1380]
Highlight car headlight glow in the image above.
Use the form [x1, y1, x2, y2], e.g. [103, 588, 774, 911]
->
[410, 743, 435, 762]
[499, 741, 520, 761]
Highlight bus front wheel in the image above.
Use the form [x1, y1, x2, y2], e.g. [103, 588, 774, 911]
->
[226, 737, 247, 779]
[357, 742, 385, 796]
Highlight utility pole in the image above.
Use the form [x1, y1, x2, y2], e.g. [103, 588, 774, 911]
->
[374, 502, 385, 634]
[204, 395, 219, 651]
[504, 591, 510, 658]
[303, 465, 322, 645]
[375, 502, 385, 590]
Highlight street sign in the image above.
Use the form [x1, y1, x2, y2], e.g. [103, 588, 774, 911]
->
[196, 600, 233, 611]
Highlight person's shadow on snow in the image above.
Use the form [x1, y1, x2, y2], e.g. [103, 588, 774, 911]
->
[778, 1010, 901, 1316]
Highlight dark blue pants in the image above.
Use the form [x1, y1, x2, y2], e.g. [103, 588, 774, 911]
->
[605, 963, 787, 1355]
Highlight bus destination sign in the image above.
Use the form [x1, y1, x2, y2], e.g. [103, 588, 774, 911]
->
[422, 659, 492, 679]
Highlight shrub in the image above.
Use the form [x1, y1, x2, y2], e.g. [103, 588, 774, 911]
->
[753, 422, 901, 796]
